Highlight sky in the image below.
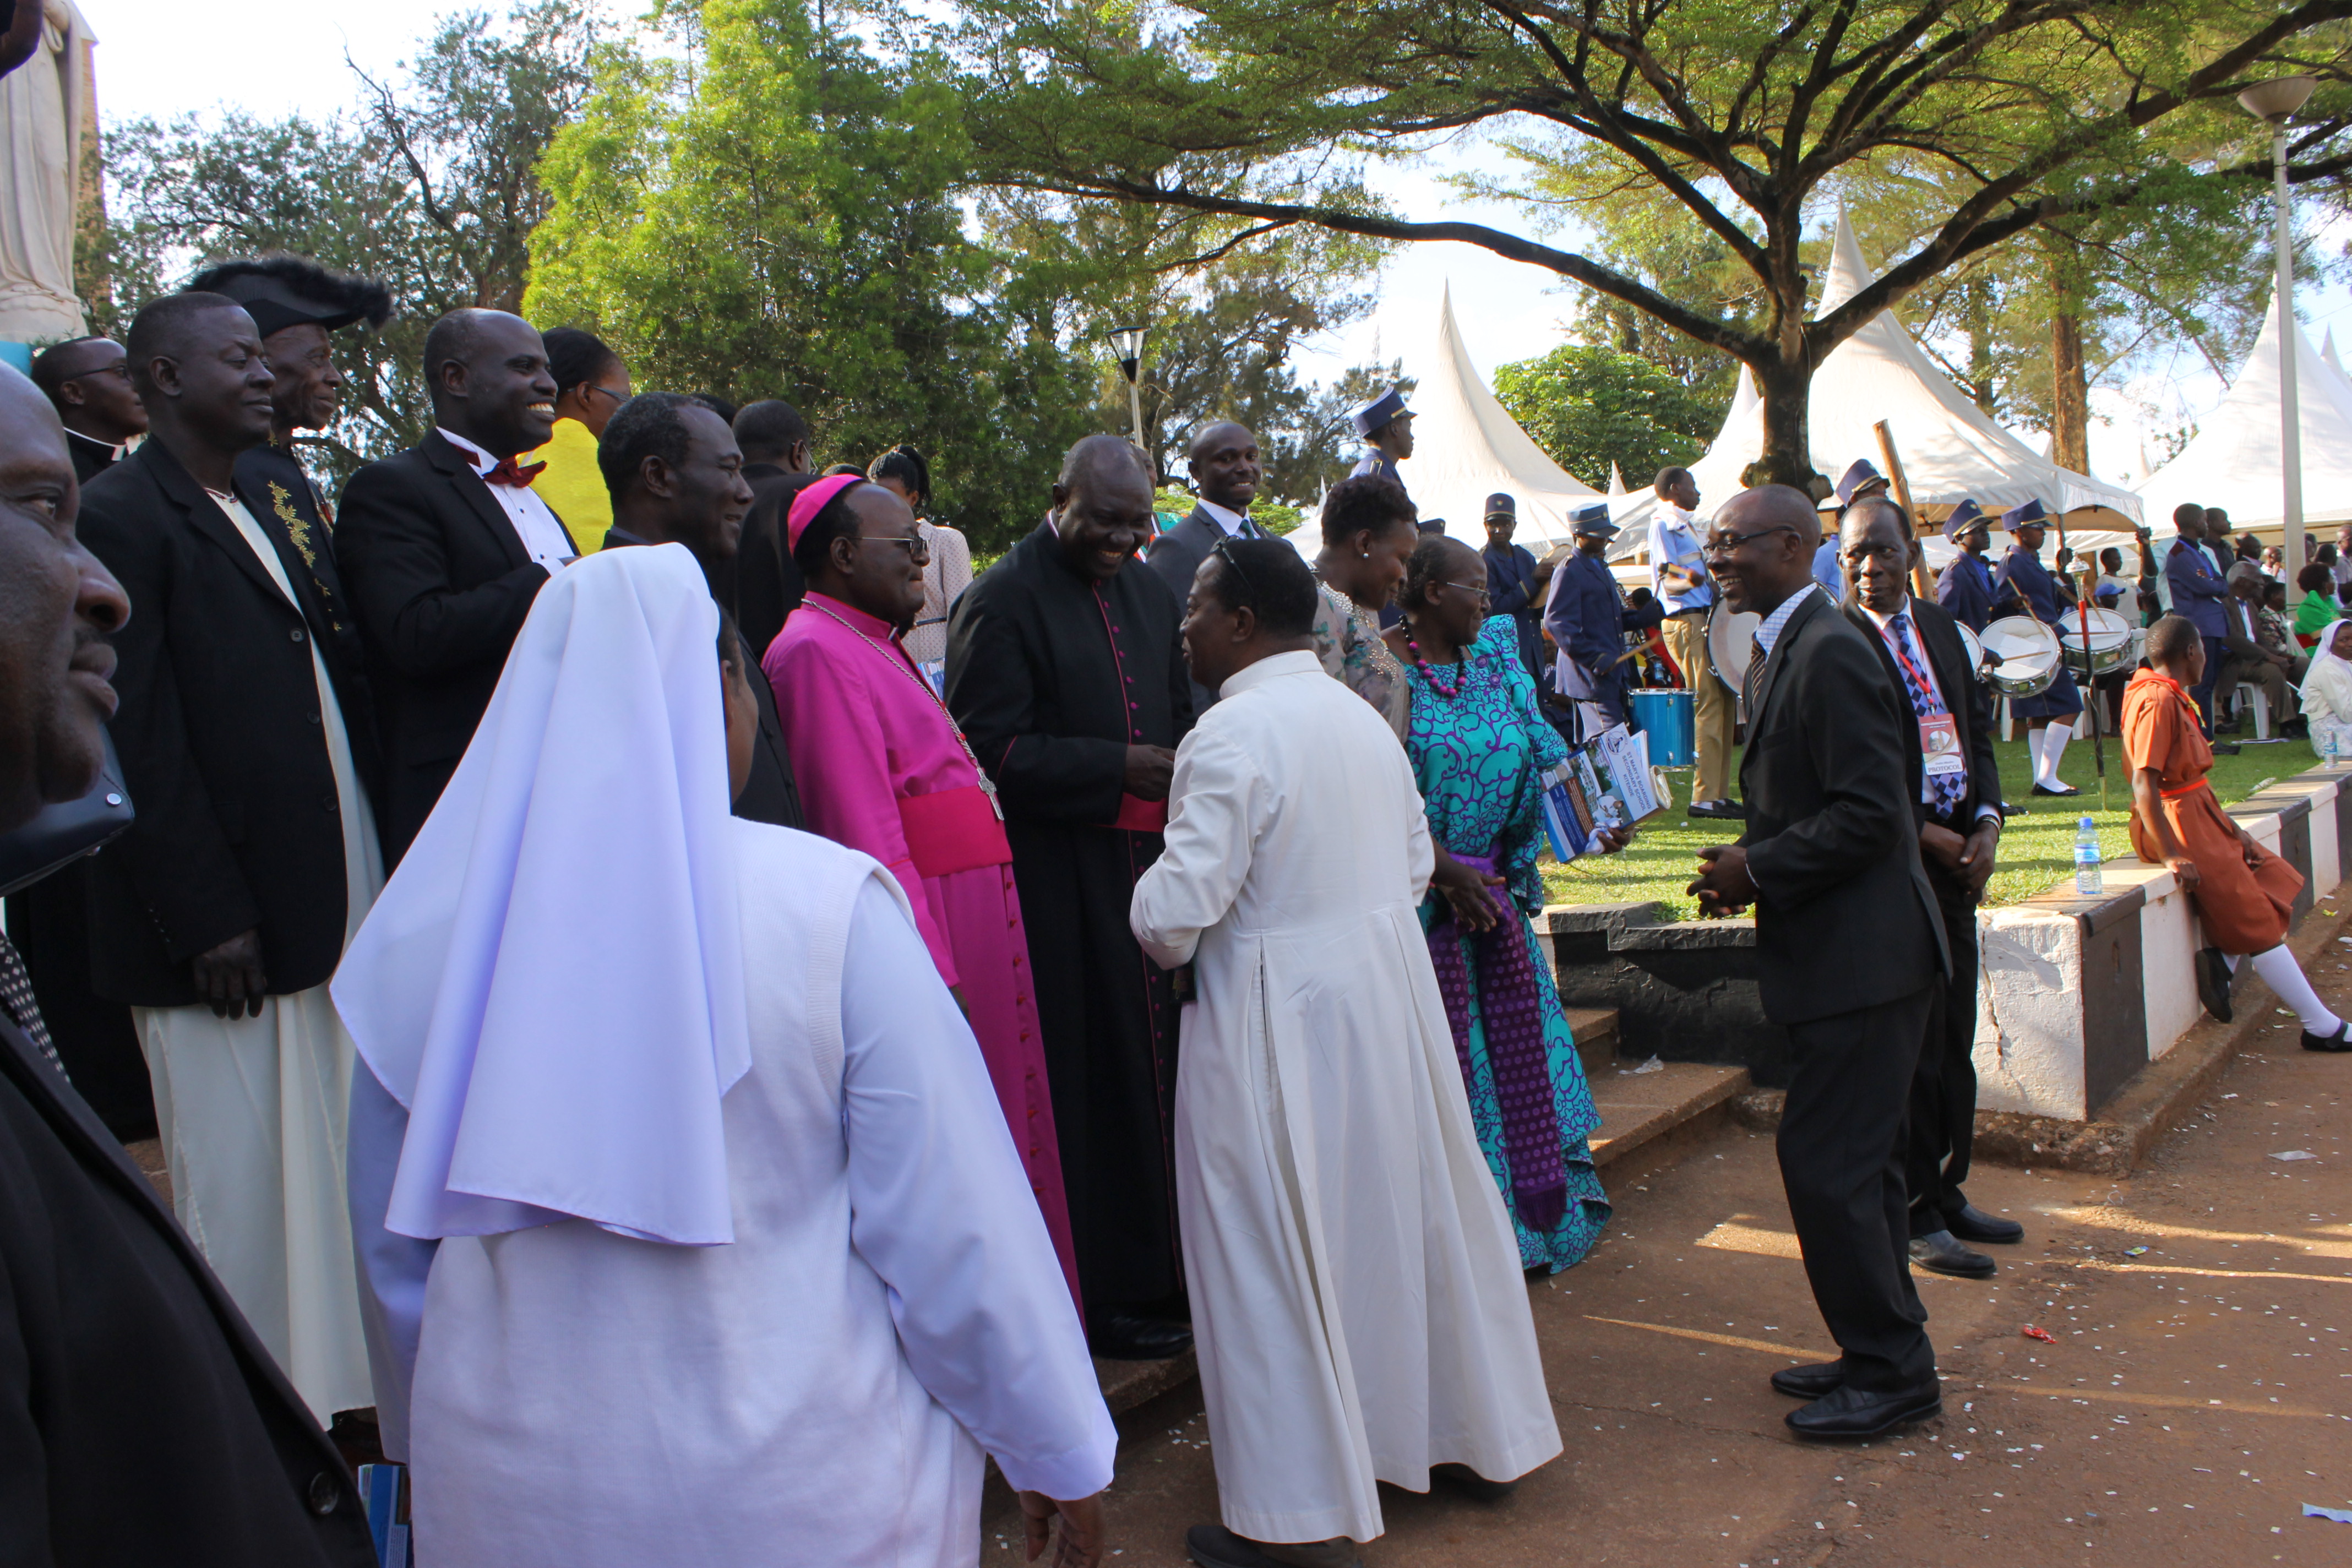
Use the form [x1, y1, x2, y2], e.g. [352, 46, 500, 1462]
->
[78, 0, 2352, 494]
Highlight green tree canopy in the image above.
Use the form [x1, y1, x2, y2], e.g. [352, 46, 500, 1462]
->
[95, 1, 600, 475]
[1493, 343, 1718, 490]
[959, 0, 2352, 487]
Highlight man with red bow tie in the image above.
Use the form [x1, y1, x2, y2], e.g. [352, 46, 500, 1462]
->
[336, 308, 577, 869]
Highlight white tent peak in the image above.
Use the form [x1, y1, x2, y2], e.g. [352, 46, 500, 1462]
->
[1816, 209, 1874, 316]
[1392, 282, 1598, 552]
[2325, 326, 2347, 379]
[2137, 289, 2352, 536]
[1608, 461, 1626, 496]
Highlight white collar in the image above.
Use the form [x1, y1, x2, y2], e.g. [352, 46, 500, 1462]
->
[435, 426, 497, 476]
[1857, 594, 1914, 632]
[1197, 497, 1251, 535]
[1752, 581, 1821, 658]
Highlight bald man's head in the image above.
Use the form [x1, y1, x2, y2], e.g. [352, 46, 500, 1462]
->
[1053, 434, 1156, 582]
[1186, 421, 1260, 513]
[1707, 484, 1819, 615]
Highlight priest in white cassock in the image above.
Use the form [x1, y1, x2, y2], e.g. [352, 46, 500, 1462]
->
[1131, 537, 1561, 1568]
[330, 545, 1115, 1568]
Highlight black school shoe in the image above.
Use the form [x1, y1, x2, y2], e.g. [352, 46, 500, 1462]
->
[2303, 1022, 2352, 1053]
[2195, 946, 2234, 1023]
[1785, 1381, 1943, 1441]
[1909, 1229, 1996, 1280]
[1770, 1360, 1844, 1399]
[1947, 1204, 2026, 1245]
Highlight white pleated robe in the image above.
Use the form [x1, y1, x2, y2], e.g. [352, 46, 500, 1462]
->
[1130, 650, 1561, 1545]
[408, 824, 1115, 1566]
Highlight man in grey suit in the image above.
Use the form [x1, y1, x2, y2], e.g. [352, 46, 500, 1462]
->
[1147, 420, 1269, 710]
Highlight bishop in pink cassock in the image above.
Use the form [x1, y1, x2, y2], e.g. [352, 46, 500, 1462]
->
[763, 476, 1080, 1308]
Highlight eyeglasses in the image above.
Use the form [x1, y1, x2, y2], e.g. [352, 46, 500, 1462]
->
[581, 383, 628, 406]
[64, 363, 132, 385]
[1211, 536, 1258, 596]
[859, 534, 932, 563]
[1701, 524, 1800, 558]
[1439, 579, 1491, 603]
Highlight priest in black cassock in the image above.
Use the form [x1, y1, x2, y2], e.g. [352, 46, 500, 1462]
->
[946, 433, 1196, 1363]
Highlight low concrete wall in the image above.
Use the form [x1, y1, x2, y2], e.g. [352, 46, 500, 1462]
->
[1548, 764, 2352, 1123]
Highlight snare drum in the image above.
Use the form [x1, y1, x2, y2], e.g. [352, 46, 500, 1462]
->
[2057, 606, 2134, 677]
[1958, 620, 1986, 682]
[1980, 615, 2061, 699]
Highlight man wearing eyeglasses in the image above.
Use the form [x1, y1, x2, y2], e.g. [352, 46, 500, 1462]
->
[1685, 484, 1947, 1444]
[29, 335, 146, 483]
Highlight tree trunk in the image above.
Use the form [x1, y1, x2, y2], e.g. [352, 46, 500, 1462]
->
[2048, 244, 2091, 474]
[1751, 358, 1817, 492]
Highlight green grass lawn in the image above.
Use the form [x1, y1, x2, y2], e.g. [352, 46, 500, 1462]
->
[1540, 732, 2326, 918]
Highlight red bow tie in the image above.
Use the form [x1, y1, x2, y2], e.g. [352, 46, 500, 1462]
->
[484, 456, 547, 489]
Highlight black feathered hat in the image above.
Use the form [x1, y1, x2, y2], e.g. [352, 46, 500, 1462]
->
[186, 254, 394, 340]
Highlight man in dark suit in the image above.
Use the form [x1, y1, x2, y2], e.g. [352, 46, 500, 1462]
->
[1688, 483, 1947, 1441]
[1482, 491, 1547, 682]
[598, 391, 804, 827]
[1838, 498, 2024, 1283]
[10, 334, 155, 1141]
[336, 308, 572, 865]
[1147, 420, 1266, 710]
[0, 361, 377, 1565]
[76, 290, 386, 1428]
[731, 398, 819, 660]
[1544, 503, 1633, 732]
[28, 334, 146, 483]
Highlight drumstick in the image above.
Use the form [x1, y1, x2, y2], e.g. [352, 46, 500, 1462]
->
[1873, 420, 1936, 601]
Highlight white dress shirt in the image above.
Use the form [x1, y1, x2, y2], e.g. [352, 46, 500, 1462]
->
[1199, 497, 1255, 537]
[435, 426, 578, 571]
[1858, 595, 1999, 824]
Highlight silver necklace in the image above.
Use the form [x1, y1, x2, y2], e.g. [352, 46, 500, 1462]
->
[805, 600, 1003, 820]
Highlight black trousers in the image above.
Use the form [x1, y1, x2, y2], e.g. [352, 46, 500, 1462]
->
[2192, 635, 2224, 736]
[1778, 987, 1935, 1392]
[1907, 866, 1980, 1236]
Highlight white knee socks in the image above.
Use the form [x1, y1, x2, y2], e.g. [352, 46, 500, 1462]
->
[2249, 944, 2344, 1037]
[2034, 725, 2071, 787]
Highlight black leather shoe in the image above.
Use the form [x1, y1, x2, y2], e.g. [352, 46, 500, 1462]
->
[2195, 945, 2234, 1023]
[1910, 1229, 1996, 1280]
[1770, 1360, 1844, 1398]
[2302, 1022, 2352, 1053]
[1185, 1526, 1362, 1568]
[1947, 1204, 2024, 1245]
[1686, 798, 1745, 820]
[1089, 1310, 1193, 1361]
[2212, 741, 2242, 755]
[1785, 1380, 1942, 1441]
[2000, 800, 2027, 818]
[2029, 781, 2079, 797]
[1430, 1461, 1518, 1501]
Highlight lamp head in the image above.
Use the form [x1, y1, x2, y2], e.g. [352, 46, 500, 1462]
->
[2239, 74, 2317, 124]
[1107, 325, 1147, 384]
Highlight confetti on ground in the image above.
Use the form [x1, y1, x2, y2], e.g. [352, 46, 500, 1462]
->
[2272, 1150, 2320, 1161]
[2124, 1246, 2149, 1257]
[2303, 1504, 2352, 1523]
[2023, 1326, 2057, 1343]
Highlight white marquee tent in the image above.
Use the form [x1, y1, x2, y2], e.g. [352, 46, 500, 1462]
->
[1392, 284, 1601, 554]
[2136, 293, 2352, 537]
[1610, 212, 2143, 566]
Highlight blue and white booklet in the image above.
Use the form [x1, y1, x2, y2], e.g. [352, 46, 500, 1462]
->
[1541, 723, 1661, 860]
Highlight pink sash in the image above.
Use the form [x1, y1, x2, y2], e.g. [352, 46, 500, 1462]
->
[898, 787, 1012, 879]
[1110, 793, 1168, 834]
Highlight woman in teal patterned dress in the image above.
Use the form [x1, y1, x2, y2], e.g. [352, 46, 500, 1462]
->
[1385, 536, 1611, 1272]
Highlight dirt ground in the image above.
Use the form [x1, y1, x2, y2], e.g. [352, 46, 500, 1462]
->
[998, 968, 2352, 1566]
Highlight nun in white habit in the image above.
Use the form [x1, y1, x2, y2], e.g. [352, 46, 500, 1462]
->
[1130, 540, 1559, 1568]
[330, 544, 1115, 1567]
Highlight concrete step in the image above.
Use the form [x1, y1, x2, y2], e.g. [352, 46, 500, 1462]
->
[1586, 1059, 1750, 1174]
[1561, 1005, 1620, 1077]
[1094, 1351, 1199, 1416]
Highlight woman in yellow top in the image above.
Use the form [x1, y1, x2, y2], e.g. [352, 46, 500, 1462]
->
[527, 327, 631, 553]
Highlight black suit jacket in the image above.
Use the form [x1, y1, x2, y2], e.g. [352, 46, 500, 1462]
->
[0, 1008, 376, 1564]
[64, 429, 118, 486]
[77, 442, 382, 1007]
[1739, 590, 1947, 1024]
[1841, 596, 2002, 836]
[335, 431, 570, 865]
[601, 530, 805, 829]
[733, 462, 818, 662]
[1146, 506, 1245, 711]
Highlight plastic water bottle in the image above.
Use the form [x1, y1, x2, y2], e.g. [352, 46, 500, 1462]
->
[2074, 816, 2104, 897]
[2328, 729, 2342, 770]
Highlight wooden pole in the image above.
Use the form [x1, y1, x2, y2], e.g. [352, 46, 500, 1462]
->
[1873, 420, 1937, 600]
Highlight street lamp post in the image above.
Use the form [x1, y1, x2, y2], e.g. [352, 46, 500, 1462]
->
[2239, 74, 2317, 571]
[1107, 325, 1148, 462]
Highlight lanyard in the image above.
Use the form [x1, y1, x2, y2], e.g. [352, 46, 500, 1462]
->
[1881, 617, 1936, 701]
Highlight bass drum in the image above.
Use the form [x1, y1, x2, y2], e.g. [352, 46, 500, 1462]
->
[1980, 615, 2061, 699]
[1705, 602, 1763, 718]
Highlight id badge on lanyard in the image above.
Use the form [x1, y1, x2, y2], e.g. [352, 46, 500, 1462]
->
[1920, 712, 1964, 775]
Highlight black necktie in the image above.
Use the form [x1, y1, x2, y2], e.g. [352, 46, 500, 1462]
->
[0, 934, 62, 1074]
[1744, 636, 1768, 717]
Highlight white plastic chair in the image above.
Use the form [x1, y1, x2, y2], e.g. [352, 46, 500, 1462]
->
[2236, 682, 2272, 741]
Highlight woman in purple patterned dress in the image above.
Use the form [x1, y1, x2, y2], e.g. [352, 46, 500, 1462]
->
[1386, 536, 1610, 1272]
